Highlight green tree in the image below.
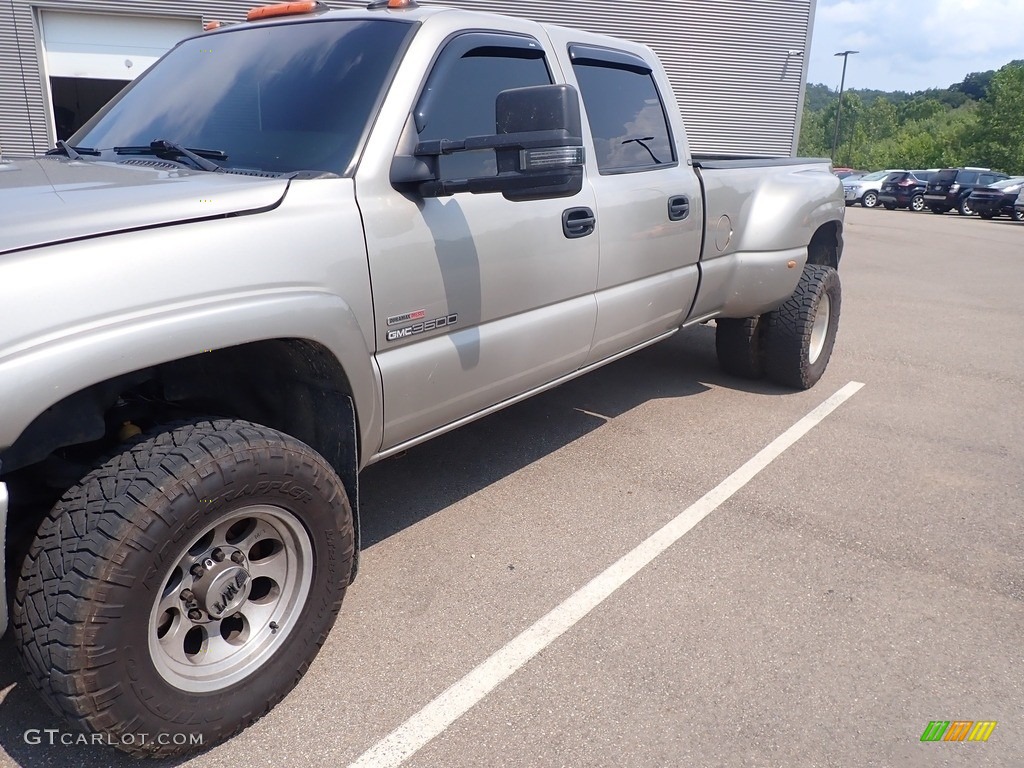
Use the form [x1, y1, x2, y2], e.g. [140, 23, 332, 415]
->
[970, 63, 1024, 173]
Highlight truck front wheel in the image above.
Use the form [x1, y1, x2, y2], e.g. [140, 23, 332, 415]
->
[13, 419, 354, 757]
[715, 317, 765, 379]
[763, 265, 842, 389]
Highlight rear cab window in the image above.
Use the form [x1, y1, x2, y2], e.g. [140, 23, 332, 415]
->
[568, 44, 676, 174]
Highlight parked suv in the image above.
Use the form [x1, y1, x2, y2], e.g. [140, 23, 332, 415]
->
[843, 169, 901, 208]
[925, 168, 1009, 215]
[967, 177, 1024, 221]
[879, 170, 935, 212]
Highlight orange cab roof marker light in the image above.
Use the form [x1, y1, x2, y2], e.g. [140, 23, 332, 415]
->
[367, 0, 419, 9]
[246, 1, 325, 22]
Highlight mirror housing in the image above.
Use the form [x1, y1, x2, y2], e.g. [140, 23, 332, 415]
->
[391, 84, 585, 201]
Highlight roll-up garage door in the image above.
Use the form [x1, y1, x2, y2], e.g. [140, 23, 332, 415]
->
[39, 11, 198, 140]
[40, 11, 198, 81]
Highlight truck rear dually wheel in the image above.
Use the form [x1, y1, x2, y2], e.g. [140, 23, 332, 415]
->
[763, 265, 841, 389]
[13, 419, 354, 757]
[715, 317, 765, 379]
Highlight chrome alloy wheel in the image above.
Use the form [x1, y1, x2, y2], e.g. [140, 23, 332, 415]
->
[148, 505, 313, 692]
[808, 293, 831, 365]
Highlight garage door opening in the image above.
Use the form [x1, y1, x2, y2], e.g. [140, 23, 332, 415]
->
[50, 77, 129, 140]
[39, 10, 199, 144]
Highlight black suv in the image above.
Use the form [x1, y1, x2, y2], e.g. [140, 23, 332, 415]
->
[879, 170, 935, 212]
[925, 168, 1009, 215]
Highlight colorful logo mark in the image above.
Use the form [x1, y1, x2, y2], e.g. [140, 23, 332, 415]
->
[920, 721, 997, 742]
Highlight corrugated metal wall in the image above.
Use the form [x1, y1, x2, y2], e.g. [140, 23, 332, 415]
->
[411, 0, 814, 158]
[1, 0, 813, 158]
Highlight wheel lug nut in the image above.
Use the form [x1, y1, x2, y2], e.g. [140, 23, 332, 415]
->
[190, 564, 205, 579]
[230, 551, 245, 564]
[179, 589, 195, 602]
[187, 609, 203, 621]
[212, 548, 226, 562]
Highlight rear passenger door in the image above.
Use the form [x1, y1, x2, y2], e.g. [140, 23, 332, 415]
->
[566, 45, 704, 365]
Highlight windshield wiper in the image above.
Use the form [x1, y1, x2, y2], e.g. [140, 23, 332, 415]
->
[114, 140, 227, 172]
[48, 141, 101, 160]
[622, 137, 663, 165]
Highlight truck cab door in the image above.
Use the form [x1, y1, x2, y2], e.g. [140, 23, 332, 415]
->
[564, 44, 704, 364]
[356, 33, 599, 451]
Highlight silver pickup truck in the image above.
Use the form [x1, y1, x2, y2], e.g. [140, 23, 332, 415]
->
[0, 0, 844, 756]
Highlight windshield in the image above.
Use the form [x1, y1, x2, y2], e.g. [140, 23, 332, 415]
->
[72, 19, 414, 175]
[858, 170, 890, 181]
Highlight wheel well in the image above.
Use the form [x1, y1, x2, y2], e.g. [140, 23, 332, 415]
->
[807, 221, 843, 270]
[1, 339, 360, 526]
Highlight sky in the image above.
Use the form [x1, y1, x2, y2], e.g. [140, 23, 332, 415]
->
[807, 0, 1024, 93]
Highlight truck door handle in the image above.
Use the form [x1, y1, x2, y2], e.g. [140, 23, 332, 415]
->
[668, 195, 690, 221]
[563, 207, 596, 239]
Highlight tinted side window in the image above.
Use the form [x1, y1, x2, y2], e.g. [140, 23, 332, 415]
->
[418, 44, 551, 181]
[572, 60, 674, 173]
[959, 171, 980, 185]
[980, 174, 999, 185]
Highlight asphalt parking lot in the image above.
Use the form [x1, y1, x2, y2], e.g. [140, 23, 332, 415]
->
[0, 206, 1021, 767]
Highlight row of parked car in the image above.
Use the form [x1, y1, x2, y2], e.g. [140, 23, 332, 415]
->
[837, 167, 1024, 221]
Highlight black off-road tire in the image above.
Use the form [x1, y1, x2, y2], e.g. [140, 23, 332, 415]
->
[883, 202, 897, 210]
[715, 317, 766, 379]
[979, 211, 994, 220]
[13, 419, 354, 757]
[958, 197, 974, 216]
[763, 265, 842, 390]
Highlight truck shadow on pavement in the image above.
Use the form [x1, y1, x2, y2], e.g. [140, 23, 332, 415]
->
[359, 322, 792, 548]
[0, 322, 792, 766]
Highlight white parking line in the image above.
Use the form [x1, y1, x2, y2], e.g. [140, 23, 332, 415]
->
[349, 381, 866, 768]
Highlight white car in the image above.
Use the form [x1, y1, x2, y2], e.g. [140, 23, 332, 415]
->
[843, 169, 903, 208]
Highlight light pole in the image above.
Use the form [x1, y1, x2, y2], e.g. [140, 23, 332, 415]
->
[831, 50, 859, 162]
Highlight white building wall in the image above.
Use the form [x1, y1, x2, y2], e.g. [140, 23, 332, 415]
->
[0, 0, 814, 158]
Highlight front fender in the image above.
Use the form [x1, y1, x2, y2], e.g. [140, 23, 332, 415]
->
[0, 178, 383, 463]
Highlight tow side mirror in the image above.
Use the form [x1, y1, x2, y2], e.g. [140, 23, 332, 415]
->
[494, 84, 585, 201]
[391, 84, 585, 201]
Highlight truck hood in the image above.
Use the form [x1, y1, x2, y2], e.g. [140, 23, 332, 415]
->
[0, 156, 290, 255]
